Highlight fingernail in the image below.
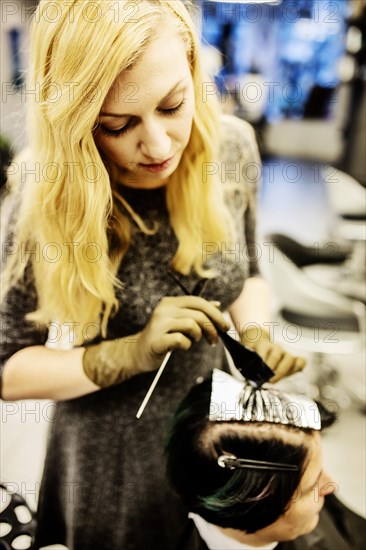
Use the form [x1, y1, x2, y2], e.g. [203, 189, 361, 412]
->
[211, 301, 221, 306]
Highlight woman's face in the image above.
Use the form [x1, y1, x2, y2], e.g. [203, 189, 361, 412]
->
[94, 27, 195, 189]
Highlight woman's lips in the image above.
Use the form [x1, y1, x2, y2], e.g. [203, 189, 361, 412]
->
[139, 156, 173, 173]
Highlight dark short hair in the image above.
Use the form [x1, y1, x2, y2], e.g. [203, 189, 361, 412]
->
[165, 375, 336, 533]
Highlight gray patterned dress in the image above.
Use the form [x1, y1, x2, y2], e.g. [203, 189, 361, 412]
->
[0, 116, 260, 550]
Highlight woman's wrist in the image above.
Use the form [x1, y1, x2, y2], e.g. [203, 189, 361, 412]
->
[241, 326, 270, 348]
[82, 334, 142, 388]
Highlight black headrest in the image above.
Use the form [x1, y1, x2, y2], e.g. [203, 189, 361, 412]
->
[265, 234, 352, 267]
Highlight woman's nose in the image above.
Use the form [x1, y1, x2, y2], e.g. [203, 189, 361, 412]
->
[139, 119, 171, 161]
[319, 470, 338, 496]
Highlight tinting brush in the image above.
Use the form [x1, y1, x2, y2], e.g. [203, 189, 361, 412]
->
[168, 272, 275, 388]
[215, 326, 274, 387]
[136, 275, 275, 418]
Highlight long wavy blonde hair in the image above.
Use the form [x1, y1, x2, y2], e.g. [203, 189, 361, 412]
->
[2, 0, 231, 343]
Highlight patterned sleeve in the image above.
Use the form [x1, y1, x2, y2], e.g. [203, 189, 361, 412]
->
[0, 193, 48, 373]
[219, 115, 261, 277]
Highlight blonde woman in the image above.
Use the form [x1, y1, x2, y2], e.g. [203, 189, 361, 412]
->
[1, 1, 305, 548]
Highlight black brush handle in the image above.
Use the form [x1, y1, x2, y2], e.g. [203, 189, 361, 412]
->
[216, 327, 274, 387]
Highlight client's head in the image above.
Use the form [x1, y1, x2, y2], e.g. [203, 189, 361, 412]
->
[166, 370, 337, 545]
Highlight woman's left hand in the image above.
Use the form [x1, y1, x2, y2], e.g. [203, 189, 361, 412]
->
[241, 326, 306, 383]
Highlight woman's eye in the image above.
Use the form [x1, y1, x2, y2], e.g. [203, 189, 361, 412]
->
[99, 124, 130, 138]
[98, 100, 186, 138]
[159, 99, 185, 116]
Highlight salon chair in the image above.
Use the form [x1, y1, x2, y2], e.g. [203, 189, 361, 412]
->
[324, 168, 366, 295]
[325, 168, 366, 246]
[0, 483, 36, 549]
[267, 233, 365, 304]
[260, 234, 366, 407]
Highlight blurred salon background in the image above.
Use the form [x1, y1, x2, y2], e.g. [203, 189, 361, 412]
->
[1, 0, 365, 544]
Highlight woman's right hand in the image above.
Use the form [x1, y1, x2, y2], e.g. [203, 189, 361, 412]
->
[134, 296, 231, 372]
[82, 296, 230, 388]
